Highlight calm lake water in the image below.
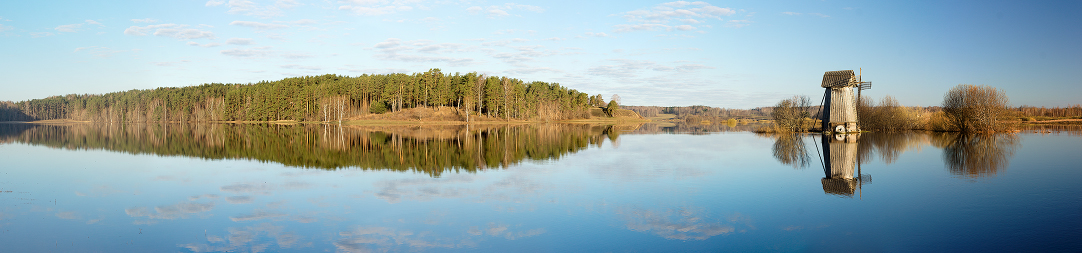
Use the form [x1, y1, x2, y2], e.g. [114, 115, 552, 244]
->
[1, 123, 1080, 252]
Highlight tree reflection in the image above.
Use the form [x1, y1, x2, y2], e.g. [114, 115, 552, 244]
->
[630, 122, 765, 134]
[772, 134, 810, 169]
[763, 131, 1024, 197]
[931, 133, 1019, 178]
[856, 132, 927, 165]
[0, 123, 622, 177]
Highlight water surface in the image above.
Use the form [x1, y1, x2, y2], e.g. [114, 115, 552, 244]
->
[1, 123, 1080, 252]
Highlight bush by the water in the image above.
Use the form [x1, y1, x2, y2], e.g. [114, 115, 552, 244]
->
[767, 84, 1013, 133]
[857, 95, 923, 131]
[771, 96, 812, 132]
[941, 84, 1011, 133]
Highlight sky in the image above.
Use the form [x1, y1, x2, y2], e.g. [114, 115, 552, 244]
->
[1, 0, 1080, 108]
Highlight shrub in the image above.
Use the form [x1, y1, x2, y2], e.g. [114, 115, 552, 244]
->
[942, 84, 1011, 133]
[771, 96, 811, 132]
[369, 101, 388, 114]
[605, 100, 619, 117]
[924, 111, 954, 132]
[858, 95, 922, 131]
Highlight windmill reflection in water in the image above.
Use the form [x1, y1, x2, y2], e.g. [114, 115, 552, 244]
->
[770, 131, 1020, 198]
[768, 133, 871, 198]
[819, 133, 872, 198]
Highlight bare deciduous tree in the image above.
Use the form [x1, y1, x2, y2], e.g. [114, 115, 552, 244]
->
[942, 84, 1010, 133]
[771, 95, 811, 132]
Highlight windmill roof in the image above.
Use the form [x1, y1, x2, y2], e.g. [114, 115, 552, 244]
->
[822, 70, 856, 88]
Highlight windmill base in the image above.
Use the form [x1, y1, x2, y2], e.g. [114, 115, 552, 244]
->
[826, 122, 859, 134]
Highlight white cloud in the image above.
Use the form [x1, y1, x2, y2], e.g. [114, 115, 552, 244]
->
[467, 3, 544, 18]
[208, 0, 301, 18]
[511, 4, 544, 13]
[230, 211, 287, 222]
[188, 41, 222, 47]
[227, 38, 254, 45]
[725, 19, 751, 28]
[31, 32, 54, 37]
[281, 52, 313, 59]
[615, 1, 737, 33]
[179, 223, 303, 252]
[339, 0, 420, 16]
[340, 66, 411, 74]
[485, 44, 564, 66]
[584, 32, 610, 37]
[618, 206, 736, 241]
[225, 196, 253, 204]
[276, 0, 302, 9]
[371, 38, 475, 66]
[229, 20, 288, 29]
[281, 64, 321, 70]
[783, 12, 829, 18]
[54, 20, 101, 33]
[56, 211, 80, 220]
[292, 19, 317, 25]
[489, 9, 509, 17]
[218, 47, 310, 59]
[335, 226, 460, 251]
[505, 67, 561, 75]
[586, 59, 714, 79]
[125, 24, 215, 40]
[222, 48, 273, 58]
[0, 24, 13, 32]
[155, 28, 214, 39]
[614, 23, 670, 33]
[125, 202, 215, 221]
[72, 46, 137, 57]
[55, 24, 82, 32]
[131, 18, 158, 23]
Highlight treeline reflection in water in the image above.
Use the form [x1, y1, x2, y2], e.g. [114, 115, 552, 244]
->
[629, 122, 767, 134]
[0, 122, 631, 176]
[765, 131, 1022, 196]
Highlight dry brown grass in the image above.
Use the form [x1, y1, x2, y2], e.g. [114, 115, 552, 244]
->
[858, 96, 923, 131]
[348, 106, 496, 123]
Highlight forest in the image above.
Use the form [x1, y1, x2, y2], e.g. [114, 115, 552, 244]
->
[0, 69, 599, 122]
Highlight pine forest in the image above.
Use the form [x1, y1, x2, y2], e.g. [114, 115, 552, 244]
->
[0, 69, 597, 122]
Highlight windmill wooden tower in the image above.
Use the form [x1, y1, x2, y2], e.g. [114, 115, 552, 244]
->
[819, 69, 871, 133]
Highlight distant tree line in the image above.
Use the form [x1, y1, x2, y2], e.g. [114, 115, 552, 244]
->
[623, 105, 777, 120]
[0, 69, 596, 122]
[1015, 105, 1082, 119]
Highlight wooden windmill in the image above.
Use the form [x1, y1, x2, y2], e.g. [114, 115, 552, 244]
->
[819, 69, 871, 133]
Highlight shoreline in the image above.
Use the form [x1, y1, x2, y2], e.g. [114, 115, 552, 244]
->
[0, 118, 652, 126]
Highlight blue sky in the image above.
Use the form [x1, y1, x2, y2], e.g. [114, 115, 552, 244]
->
[1, 0, 1079, 107]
